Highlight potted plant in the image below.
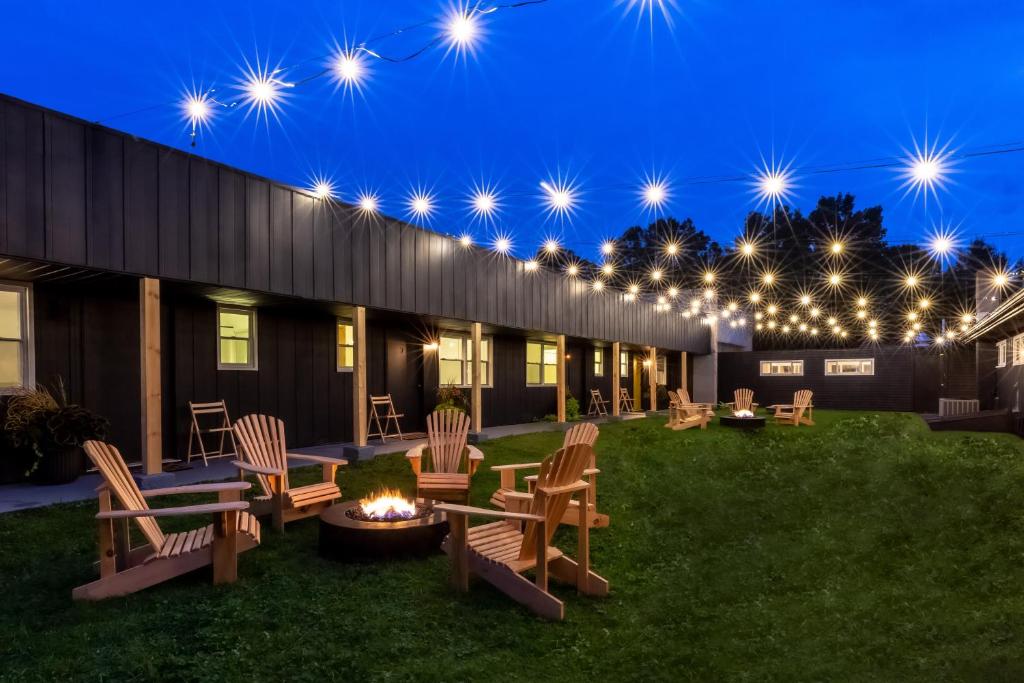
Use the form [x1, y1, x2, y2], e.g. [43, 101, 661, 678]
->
[435, 384, 470, 414]
[3, 383, 109, 485]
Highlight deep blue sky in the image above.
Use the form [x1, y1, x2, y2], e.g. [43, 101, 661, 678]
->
[2, 0, 1022, 261]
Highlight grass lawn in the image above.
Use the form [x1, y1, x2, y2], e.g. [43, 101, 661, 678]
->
[2, 411, 1024, 681]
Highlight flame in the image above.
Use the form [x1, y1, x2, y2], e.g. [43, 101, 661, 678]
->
[733, 409, 755, 418]
[358, 488, 417, 520]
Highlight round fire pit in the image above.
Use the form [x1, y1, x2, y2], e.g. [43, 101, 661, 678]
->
[319, 500, 449, 562]
[719, 414, 766, 430]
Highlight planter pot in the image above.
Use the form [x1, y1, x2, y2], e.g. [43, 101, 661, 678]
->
[30, 445, 85, 485]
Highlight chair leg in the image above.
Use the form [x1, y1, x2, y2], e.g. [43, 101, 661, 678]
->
[449, 514, 469, 592]
[212, 510, 238, 585]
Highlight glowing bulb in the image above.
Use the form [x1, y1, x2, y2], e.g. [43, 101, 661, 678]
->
[753, 160, 793, 207]
[798, 323, 807, 332]
[238, 61, 287, 121]
[739, 241, 756, 257]
[749, 291, 761, 303]
[727, 301, 738, 312]
[761, 272, 776, 286]
[601, 241, 615, 256]
[664, 241, 680, 257]
[445, 6, 483, 57]
[907, 311, 918, 321]
[828, 272, 843, 287]
[540, 179, 579, 221]
[856, 297, 868, 308]
[856, 310, 867, 319]
[918, 298, 930, 310]
[182, 91, 212, 131]
[331, 49, 367, 92]
[809, 307, 820, 318]
[869, 329, 879, 340]
[827, 317, 837, 326]
[912, 322, 921, 331]
[961, 313, 974, 324]
[703, 271, 715, 284]
[830, 241, 844, 255]
[767, 320, 777, 330]
[650, 269, 663, 281]
[703, 288, 715, 301]
[810, 328, 818, 336]
[469, 187, 499, 221]
[357, 192, 379, 216]
[601, 263, 615, 276]
[525, 259, 539, 272]
[789, 314, 799, 324]
[641, 178, 669, 211]
[459, 234, 473, 248]
[841, 331, 848, 338]
[755, 323, 763, 331]
[766, 304, 778, 315]
[992, 271, 1011, 288]
[657, 296, 667, 305]
[799, 294, 811, 306]
[782, 325, 791, 334]
[754, 312, 763, 321]
[543, 239, 560, 255]
[628, 284, 640, 295]
[832, 325, 841, 334]
[721, 308, 730, 319]
[901, 136, 954, 203]
[566, 264, 580, 277]
[868, 319, 878, 328]
[905, 275, 920, 288]
[310, 179, 335, 200]
[407, 191, 435, 220]
[493, 237, 512, 254]
[592, 280, 604, 292]
[668, 287, 679, 298]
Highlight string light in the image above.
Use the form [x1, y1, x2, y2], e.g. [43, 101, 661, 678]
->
[829, 240, 844, 255]
[903, 273, 921, 289]
[918, 298, 930, 310]
[992, 270, 1012, 288]
[900, 133, 955, 204]
[468, 184, 500, 223]
[444, 3, 485, 60]
[667, 287, 679, 298]
[357, 191, 380, 216]
[856, 296, 868, 308]
[525, 259, 539, 272]
[640, 176, 670, 212]
[592, 279, 604, 292]
[543, 238, 560, 256]
[766, 304, 778, 315]
[702, 271, 715, 284]
[540, 178, 579, 222]
[799, 294, 812, 306]
[827, 272, 843, 287]
[406, 189, 436, 221]
[492, 234, 512, 255]
[738, 240, 756, 257]
[650, 269, 664, 282]
[566, 263, 580, 277]
[458, 234, 473, 248]
[238, 59, 289, 123]
[601, 240, 616, 256]
[330, 47, 369, 95]
[664, 240, 681, 257]
[752, 157, 794, 208]
[601, 263, 615, 276]
[703, 288, 715, 300]
[748, 291, 762, 304]
[761, 272, 777, 287]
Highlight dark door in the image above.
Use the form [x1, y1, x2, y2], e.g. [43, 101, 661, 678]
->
[912, 351, 941, 413]
[386, 334, 424, 432]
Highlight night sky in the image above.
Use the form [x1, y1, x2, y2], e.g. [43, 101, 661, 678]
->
[2, 0, 1021, 261]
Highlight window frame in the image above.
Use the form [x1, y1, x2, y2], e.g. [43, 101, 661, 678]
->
[1014, 334, 1024, 366]
[526, 340, 559, 387]
[593, 348, 605, 377]
[824, 358, 875, 376]
[656, 355, 667, 385]
[217, 305, 258, 371]
[336, 319, 354, 372]
[996, 339, 1007, 368]
[0, 282, 34, 394]
[438, 332, 493, 388]
[619, 351, 630, 378]
[759, 360, 804, 377]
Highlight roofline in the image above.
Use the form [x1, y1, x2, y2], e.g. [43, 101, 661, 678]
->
[963, 287, 1024, 342]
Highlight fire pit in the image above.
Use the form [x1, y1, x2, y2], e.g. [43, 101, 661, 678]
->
[318, 488, 449, 562]
[719, 410, 766, 430]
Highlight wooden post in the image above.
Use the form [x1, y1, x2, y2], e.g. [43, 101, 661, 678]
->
[139, 278, 162, 475]
[611, 342, 621, 417]
[556, 335, 566, 423]
[450, 513, 469, 592]
[680, 351, 688, 394]
[471, 322, 482, 432]
[648, 346, 658, 412]
[353, 306, 368, 447]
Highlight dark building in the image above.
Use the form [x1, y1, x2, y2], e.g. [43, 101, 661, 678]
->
[964, 287, 1024, 426]
[0, 94, 712, 473]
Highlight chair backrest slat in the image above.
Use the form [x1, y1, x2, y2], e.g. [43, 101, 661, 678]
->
[667, 390, 680, 407]
[234, 414, 289, 495]
[426, 410, 470, 473]
[83, 441, 166, 550]
[793, 390, 813, 419]
[518, 443, 594, 561]
[562, 422, 598, 450]
[678, 388, 693, 404]
[734, 388, 754, 412]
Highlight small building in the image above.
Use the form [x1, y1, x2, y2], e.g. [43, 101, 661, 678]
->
[964, 286, 1024, 425]
[0, 94, 723, 475]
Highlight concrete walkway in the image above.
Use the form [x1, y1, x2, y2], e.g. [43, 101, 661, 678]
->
[0, 413, 651, 514]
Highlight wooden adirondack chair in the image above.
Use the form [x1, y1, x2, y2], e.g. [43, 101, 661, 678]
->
[678, 388, 715, 417]
[586, 389, 611, 417]
[725, 388, 759, 413]
[232, 414, 347, 532]
[618, 387, 636, 413]
[73, 440, 260, 601]
[367, 394, 404, 442]
[436, 442, 609, 621]
[488, 422, 607, 528]
[666, 402, 710, 431]
[772, 390, 815, 426]
[405, 410, 484, 505]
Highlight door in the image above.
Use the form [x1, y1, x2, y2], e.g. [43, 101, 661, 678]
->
[386, 334, 424, 432]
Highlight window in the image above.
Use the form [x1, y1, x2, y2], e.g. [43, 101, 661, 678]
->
[996, 340, 1007, 368]
[337, 320, 354, 371]
[1014, 334, 1024, 366]
[439, 333, 492, 387]
[526, 340, 558, 386]
[656, 355, 667, 385]
[217, 306, 257, 370]
[0, 284, 32, 392]
[759, 360, 804, 376]
[825, 358, 875, 376]
[593, 349, 604, 377]
[620, 351, 629, 378]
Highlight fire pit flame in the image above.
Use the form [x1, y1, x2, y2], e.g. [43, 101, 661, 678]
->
[358, 488, 418, 521]
[733, 409, 755, 418]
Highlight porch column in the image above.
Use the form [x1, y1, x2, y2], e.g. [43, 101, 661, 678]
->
[556, 334, 566, 423]
[471, 322, 483, 432]
[611, 342, 621, 417]
[680, 351, 688, 393]
[648, 346, 658, 412]
[353, 306, 368, 447]
[140, 278, 162, 475]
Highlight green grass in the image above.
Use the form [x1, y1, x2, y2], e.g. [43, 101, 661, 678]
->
[2, 411, 1024, 681]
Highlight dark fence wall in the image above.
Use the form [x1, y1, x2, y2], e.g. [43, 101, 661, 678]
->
[995, 363, 1023, 414]
[718, 346, 966, 412]
[0, 94, 706, 354]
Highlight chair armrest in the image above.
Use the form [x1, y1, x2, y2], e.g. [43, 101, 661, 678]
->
[583, 468, 600, 476]
[536, 480, 590, 496]
[405, 444, 426, 459]
[96, 501, 249, 519]
[490, 462, 542, 472]
[141, 482, 251, 498]
[523, 474, 538, 483]
[467, 445, 484, 461]
[287, 453, 348, 466]
[233, 460, 285, 476]
[434, 503, 543, 523]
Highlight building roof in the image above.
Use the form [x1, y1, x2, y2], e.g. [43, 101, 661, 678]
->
[963, 287, 1024, 342]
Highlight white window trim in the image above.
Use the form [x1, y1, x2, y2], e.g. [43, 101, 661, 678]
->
[0, 282, 34, 394]
[824, 358, 875, 377]
[526, 340, 558, 387]
[593, 348, 605, 377]
[439, 332, 493, 388]
[336, 319, 354, 373]
[1014, 334, 1024, 366]
[217, 305, 258, 371]
[656, 355, 667, 385]
[619, 351, 630, 378]
[759, 360, 804, 377]
[995, 340, 1007, 368]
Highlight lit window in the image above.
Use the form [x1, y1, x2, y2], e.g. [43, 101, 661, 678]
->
[825, 358, 875, 376]
[439, 333, 492, 387]
[656, 355, 667, 385]
[1014, 334, 1024, 366]
[996, 340, 1007, 368]
[0, 284, 32, 391]
[218, 306, 257, 370]
[593, 349, 604, 377]
[619, 351, 629, 378]
[759, 360, 804, 376]
[337, 320, 354, 371]
[527, 340, 558, 386]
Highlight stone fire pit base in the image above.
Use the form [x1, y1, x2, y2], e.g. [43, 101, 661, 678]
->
[719, 415, 767, 430]
[319, 500, 449, 562]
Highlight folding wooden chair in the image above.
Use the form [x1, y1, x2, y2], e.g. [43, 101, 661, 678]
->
[618, 387, 636, 413]
[586, 389, 611, 417]
[367, 394, 404, 442]
[187, 401, 238, 466]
